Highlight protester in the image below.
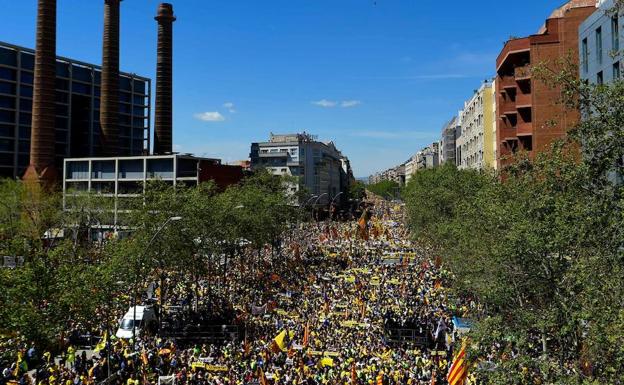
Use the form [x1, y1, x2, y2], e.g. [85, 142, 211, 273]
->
[2, 197, 475, 385]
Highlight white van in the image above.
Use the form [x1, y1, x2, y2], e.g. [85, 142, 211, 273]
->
[115, 305, 157, 339]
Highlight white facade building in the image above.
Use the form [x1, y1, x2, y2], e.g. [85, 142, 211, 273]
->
[457, 81, 495, 170]
[250, 133, 350, 205]
[404, 156, 418, 182]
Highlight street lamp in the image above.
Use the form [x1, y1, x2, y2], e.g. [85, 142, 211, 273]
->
[312, 193, 328, 221]
[300, 195, 318, 216]
[313, 193, 328, 207]
[329, 192, 344, 221]
[132, 215, 182, 349]
[297, 195, 318, 224]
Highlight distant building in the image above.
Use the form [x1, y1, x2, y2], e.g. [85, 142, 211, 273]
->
[0, 41, 150, 179]
[229, 159, 251, 171]
[404, 156, 418, 182]
[249, 132, 351, 205]
[457, 81, 495, 170]
[63, 154, 244, 238]
[369, 163, 406, 187]
[417, 143, 440, 170]
[495, 0, 595, 168]
[403, 142, 440, 183]
[579, 0, 622, 85]
[491, 79, 498, 170]
[440, 117, 460, 166]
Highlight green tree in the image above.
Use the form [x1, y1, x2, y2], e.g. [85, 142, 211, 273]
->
[367, 180, 400, 200]
[403, 71, 624, 383]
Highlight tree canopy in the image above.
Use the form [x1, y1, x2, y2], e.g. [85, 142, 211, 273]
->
[403, 71, 624, 384]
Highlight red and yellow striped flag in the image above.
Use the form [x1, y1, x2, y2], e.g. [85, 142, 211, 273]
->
[447, 341, 469, 385]
[259, 368, 268, 385]
[303, 321, 310, 347]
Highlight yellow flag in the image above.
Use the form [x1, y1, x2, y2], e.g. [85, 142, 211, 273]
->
[94, 331, 107, 352]
[320, 357, 334, 367]
[271, 330, 287, 353]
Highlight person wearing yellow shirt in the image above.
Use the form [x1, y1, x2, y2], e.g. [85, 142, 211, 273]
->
[127, 374, 139, 385]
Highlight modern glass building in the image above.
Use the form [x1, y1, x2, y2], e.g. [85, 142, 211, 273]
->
[0, 41, 151, 178]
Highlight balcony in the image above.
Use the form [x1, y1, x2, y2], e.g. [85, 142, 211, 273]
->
[499, 126, 517, 141]
[500, 76, 516, 91]
[259, 152, 288, 158]
[516, 92, 531, 108]
[497, 37, 530, 71]
[516, 122, 532, 136]
[499, 98, 516, 116]
[514, 65, 531, 82]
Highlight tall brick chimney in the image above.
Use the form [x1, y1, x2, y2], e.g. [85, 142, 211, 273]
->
[154, 3, 176, 155]
[23, 0, 58, 185]
[100, 0, 121, 156]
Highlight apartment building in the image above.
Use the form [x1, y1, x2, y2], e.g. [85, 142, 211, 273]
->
[250, 132, 351, 205]
[457, 81, 495, 170]
[495, 0, 595, 168]
[580, 0, 622, 85]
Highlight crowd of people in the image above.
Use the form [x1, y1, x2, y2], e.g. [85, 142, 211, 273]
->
[2, 198, 478, 385]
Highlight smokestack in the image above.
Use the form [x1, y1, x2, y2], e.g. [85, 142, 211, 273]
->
[154, 3, 176, 155]
[23, 0, 58, 184]
[100, 0, 121, 156]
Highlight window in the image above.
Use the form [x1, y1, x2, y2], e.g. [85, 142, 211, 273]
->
[72, 66, 92, 82]
[133, 80, 146, 94]
[0, 138, 13, 152]
[597, 71, 604, 85]
[20, 72, 33, 84]
[20, 53, 34, 71]
[0, 110, 15, 124]
[0, 95, 15, 109]
[0, 47, 17, 66]
[71, 82, 91, 95]
[612, 15, 620, 52]
[596, 27, 603, 65]
[120, 77, 132, 91]
[0, 124, 12, 138]
[19, 85, 32, 98]
[614, 62, 621, 80]
[0, 67, 16, 81]
[581, 38, 589, 72]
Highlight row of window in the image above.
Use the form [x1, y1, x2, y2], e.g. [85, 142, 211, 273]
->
[0, 81, 148, 109]
[595, 61, 621, 84]
[0, 47, 148, 93]
[581, 15, 620, 73]
[0, 109, 146, 131]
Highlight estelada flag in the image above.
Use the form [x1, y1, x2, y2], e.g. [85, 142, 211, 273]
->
[447, 341, 469, 385]
[351, 362, 357, 385]
[271, 330, 288, 353]
[358, 210, 369, 231]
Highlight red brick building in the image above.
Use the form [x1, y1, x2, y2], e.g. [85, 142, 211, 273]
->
[495, 0, 595, 168]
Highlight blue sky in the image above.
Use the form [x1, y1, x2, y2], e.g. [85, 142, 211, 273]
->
[2, 0, 569, 177]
